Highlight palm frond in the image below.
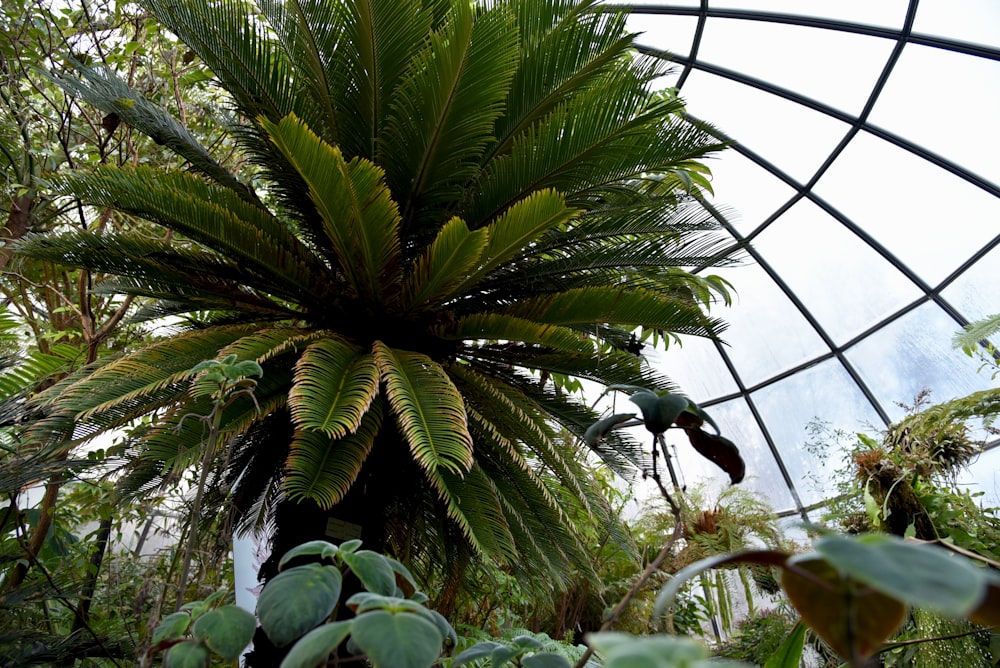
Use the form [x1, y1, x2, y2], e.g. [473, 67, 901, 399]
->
[47, 62, 257, 202]
[382, 1, 518, 223]
[52, 167, 329, 299]
[263, 114, 402, 306]
[500, 285, 725, 337]
[289, 337, 378, 438]
[141, 0, 297, 122]
[456, 188, 576, 292]
[373, 342, 473, 475]
[284, 400, 383, 509]
[445, 313, 594, 354]
[401, 216, 487, 312]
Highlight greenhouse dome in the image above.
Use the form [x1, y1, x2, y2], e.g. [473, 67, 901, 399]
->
[611, 0, 1000, 520]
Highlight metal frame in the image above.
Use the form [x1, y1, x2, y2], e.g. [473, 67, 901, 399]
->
[609, 1, 1000, 517]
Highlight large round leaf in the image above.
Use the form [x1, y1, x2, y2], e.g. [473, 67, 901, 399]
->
[152, 611, 192, 646]
[340, 549, 396, 595]
[280, 620, 353, 668]
[258, 563, 343, 647]
[628, 391, 688, 434]
[165, 640, 210, 668]
[192, 605, 256, 661]
[781, 555, 906, 663]
[814, 533, 986, 617]
[350, 609, 443, 668]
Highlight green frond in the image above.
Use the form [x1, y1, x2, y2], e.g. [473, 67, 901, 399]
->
[131, 363, 294, 476]
[373, 342, 473, 475]
[382, 1, 518, 218]
[284, 401, 383, 509]
[954, 312, 1000, 354]
[289, 338, 379, 438]
[52, 166, 328, 298]
[455, 367, 594, 518]
[435, 465, 517, 563]
[262, 114, 402, 306]
[501, 286, 725, 337]
[457, 188, 577, 291]
[445, 313, 594, 354]
[255, 0, 346, 143]
[17, 231, 305, 315]
[401, 216, 487, 311]
[141, 0, 297, 122]
[24, 327, 251, 447]
[220, 328, 325, 365]
[470, 73, 725, 224]
[48, 62, 256, 202]
[0, 345, 78, 402]
[342, 0, 437, 160]
[493, 0, 634, 157]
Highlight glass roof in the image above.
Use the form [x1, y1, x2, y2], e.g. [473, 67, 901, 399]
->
[614, 1, 1000, 517]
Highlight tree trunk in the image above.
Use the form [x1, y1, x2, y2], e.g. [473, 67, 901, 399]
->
[244, 425, 418, 667]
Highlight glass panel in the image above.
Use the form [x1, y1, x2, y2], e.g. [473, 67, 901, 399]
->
[870, 44, 1000, 186]
[696, 18, 893, 113]
[629, 13, 700, 60]
[680, 70, 851, 184]
[702, 151, 797, 236]
[706, 262, 830, 388]
[813, 132, 1000, 286]
[753, 200, 922, 345]
[940, 245, 1000, 323]
[845, 302, 999, 424]
[913, 0, 1000, 49]
[956, 446, 1000, 510]
[751, 359, 886, 507]
[647, 335, 741, 399]
[709, 0, 909, 28]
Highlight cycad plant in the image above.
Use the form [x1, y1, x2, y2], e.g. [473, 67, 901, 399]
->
[18, 0, 738, 614]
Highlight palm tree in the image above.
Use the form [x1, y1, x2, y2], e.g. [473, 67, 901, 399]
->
[19, 0, 737, 622]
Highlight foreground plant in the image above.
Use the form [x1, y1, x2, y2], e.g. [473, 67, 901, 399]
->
[655, 532, 1000, 667]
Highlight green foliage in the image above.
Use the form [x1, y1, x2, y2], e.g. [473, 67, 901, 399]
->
[148, 540, 457, 668]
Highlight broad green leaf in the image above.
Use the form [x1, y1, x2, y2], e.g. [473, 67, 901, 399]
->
[523, 653, 572, 668]
[489, 645, 520, 665]
[512, 635, 544, 649]
[373, 342, 473, 474]
[781, 555, 906, 663]
[628, 391, 688, 434]
[763, 621, 806, 668]
[339, 539, 362, 553]
[192, 605, 256, 661]
[350, 610, 444, 668]
[584, 413, 635, 447]
[586, 633, 724, 667]
[452, 641, 503, 667]
[278, 540, 340, 569]
[340, 549, 396, 596]
[814, 533, 986, 617]
[165, 640, 210, 668]
[258, 563, 343, 647]
[280, 620, 353, 668]
[289, 339, 378, 438]
[152, 611, 192, 645]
